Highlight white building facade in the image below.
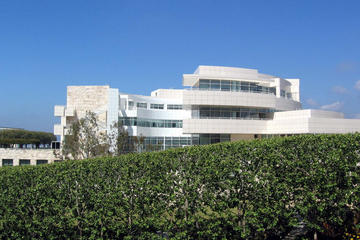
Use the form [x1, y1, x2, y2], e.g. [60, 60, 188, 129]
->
[54, 66, 360, 150]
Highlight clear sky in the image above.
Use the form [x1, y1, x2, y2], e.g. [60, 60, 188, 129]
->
[1, 0, 360, 132]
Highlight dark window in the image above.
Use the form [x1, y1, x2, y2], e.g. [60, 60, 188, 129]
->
[167, 104, 183, 110]
[136, 102, 147, 109]
[19, 159, 30, 165]
[36, 160, 48, 165]
[51, 141, 60, 149]
[2, 159, 13, 166]
[150, 104, 164, 109]
[128, 101, 135, 110]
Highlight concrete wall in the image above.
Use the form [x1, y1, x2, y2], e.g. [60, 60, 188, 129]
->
[183, 119, 268, 134]
[183, 110, 360, 135]
[183, 90, 301, 111]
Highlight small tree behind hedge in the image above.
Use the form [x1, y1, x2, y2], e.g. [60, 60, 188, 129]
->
[58, 111, 145, 160]
[59, 111, 110, 160]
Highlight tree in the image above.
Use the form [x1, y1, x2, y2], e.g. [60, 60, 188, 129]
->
[57, 111, 110, 160]
[56, 111, 145, 160]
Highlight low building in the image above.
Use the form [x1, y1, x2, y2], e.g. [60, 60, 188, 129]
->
[0, 128, 60, 167]
[0, 148, 59, 166]
[54, 65, 360, 151]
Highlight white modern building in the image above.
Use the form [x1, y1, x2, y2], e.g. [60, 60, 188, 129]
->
[54, 66, 360, 151]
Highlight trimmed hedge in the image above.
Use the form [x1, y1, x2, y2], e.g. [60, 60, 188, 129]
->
[0, 134, 359, 239]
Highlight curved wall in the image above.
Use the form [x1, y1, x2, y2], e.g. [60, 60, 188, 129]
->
[183, 90, 301, 111]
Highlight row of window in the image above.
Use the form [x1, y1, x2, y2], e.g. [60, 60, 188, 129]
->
[196, 107, 274, 120]
[127, 134, 230, 151]
[199, 134, 230, 145]
[196, 79, 276, 95]
[150, 103, 164, 109]
[2, 159, 49, 166]
[128, 101, 183, 110]
[119, 117, 183, 128]
[167, 104, 183, 110]
[142, 136, 199, 151]
[0, 142, 60, 149]
[196, 79, 294, 99]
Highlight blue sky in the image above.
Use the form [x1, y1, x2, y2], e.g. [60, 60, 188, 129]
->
[1, 0, 360, 132]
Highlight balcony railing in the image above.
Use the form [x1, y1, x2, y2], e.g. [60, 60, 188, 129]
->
[192, 116, 270, 120]
[187, 87, 276, 96]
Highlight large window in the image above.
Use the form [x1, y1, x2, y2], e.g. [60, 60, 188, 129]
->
[167, 104, 183, 110]
[119, 117, 183, 128]
[197, 106, 273, 120]
[199, 134, 230, 145]
[36, 160, 48, 165]
[150, 103, 164, 109]
[197, 79, 276, 95]
[136, 102, 147, 109]
[281, 90, 286, 97]
[127, 136, 199, 151]
[19, 159, 30, 165]
[128, 101, 135, 110]
[2, 159, 13, 166]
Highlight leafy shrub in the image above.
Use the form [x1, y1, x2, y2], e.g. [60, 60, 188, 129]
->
[0, 134, 359, 239]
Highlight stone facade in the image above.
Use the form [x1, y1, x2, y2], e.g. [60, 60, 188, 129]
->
[0, 149, 59, 166]
[54, 86, 111, 142]
[67, 85, 109, 120]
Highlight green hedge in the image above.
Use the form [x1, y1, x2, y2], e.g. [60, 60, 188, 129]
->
[0, 134, 359, 239]
[0, 129, 56, 145]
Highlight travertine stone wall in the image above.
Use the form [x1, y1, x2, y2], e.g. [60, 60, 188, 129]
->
[67, 86, 109, 120]
[0, 149, 59, 166]
[230, 134, 255, 141]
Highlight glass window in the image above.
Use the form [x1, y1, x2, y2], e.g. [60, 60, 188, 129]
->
[172, 137, 180, 146]
[269, 88, 276, 95]
[19, 159, 30, 165]
[241, 82, 249, 91]
[198, 107, 273, 119]
[221, 80, 231, 91]
[234, 81, 241, 91]
[36, 160, 48, 165]
[250, 83, 257, 92]
[281, 90, 286, 97]
[167, 104, 183, 110]
[118, 117, 182, 128]
[137, 102, 147, 109]
[250, 112, 259, 119]
[128, 101, 134, 110]
[240, 112, 249, 118]
[210, 80, 220, 90]
[150, 104, 164, 109]
[194, 80, 278, 95]
[2, 159, 13, 166]
[199, 79, 210, 90]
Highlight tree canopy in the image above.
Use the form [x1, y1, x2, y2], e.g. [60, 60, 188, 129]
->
[58, 111, 144, 160]
[0, 129, 56, 145]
